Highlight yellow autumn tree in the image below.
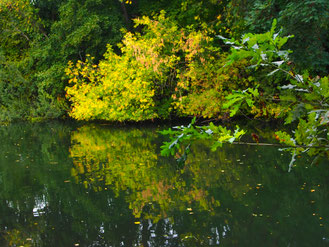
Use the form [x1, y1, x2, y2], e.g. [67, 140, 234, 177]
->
[66, 11, 253, 121]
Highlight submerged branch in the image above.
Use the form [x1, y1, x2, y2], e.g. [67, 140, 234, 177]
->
[231, 141, 329, 149]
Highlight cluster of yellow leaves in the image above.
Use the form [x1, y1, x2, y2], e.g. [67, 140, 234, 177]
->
[131, 12, 231, 119]
[65, 11, 254, 121]
[173, 56, 256, 118]
[250, 101, 289, 119]
[65, 12, 185, 121]
[0, 0, 41, 35]
[66, 47, 158, 121]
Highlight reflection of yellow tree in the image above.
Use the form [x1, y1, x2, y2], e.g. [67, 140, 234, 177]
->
[4, 229, 32, 247]
[3, 220, 46, 247]
[70, 125, 158, 194]
[69, 125, 257, 222]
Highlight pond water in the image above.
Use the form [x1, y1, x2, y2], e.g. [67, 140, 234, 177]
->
[0, 121, 328, 247]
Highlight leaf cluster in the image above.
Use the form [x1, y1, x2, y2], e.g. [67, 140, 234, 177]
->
[160, 117, 245, 157]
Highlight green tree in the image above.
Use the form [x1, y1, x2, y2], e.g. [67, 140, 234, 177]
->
[0, 0, 128, 122]
[161, 20, 329, 169]
[0, 0, 43, 121]
[239, 0, 329, 73]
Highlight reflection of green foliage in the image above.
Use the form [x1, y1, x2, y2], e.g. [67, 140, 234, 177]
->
[69, 123, 329, 246]
[69, 125, 225, 220]
[1, 122, 329, 246]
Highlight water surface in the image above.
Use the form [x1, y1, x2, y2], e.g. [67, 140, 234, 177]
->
[0, 121, 328, 246]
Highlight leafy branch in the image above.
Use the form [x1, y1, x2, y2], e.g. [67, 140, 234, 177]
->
[160, 117, 245, 156]
[161, 19, 329, 170]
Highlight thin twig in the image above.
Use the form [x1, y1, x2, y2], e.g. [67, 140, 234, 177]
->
[232, 141, 329, 149]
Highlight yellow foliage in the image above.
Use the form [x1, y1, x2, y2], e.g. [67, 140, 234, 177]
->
[66, 49, 158, 121]
[173, 57, 256, 118]
[65, 11, 251, 121]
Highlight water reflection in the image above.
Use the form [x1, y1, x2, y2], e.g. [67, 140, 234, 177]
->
[0, 122, 328, 246]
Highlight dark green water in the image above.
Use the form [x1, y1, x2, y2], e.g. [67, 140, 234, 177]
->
[0, 121, 328, 247]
